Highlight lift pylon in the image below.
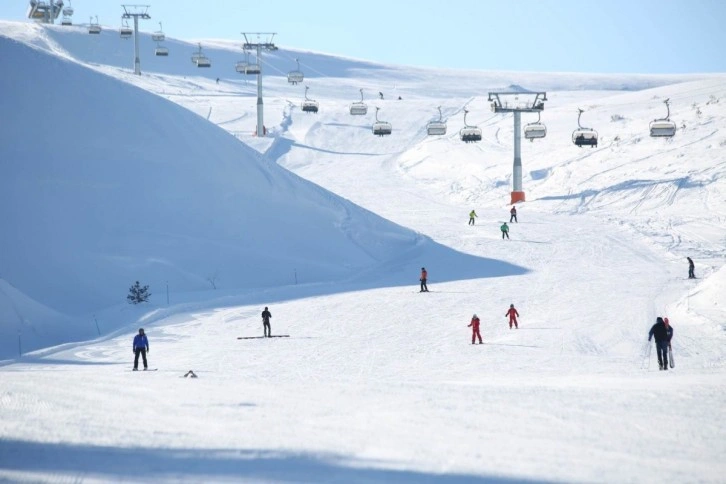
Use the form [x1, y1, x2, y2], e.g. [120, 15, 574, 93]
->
[121, 4, 151, 75]
[241, 32, 277, 137]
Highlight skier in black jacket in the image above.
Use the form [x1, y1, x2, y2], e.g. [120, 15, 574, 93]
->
[261, 307, 272, 337]
[648, 317, 674, 371]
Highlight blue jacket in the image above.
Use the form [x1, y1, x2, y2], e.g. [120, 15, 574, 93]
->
[133, 334, 149, 351]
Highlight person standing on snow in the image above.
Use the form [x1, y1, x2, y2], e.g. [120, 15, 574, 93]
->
[469, 210, 478, 226]
[506, 304, 519, 329]
[262, 307, 272, 337]
[510, 206, 518, 223]
[500, 222, 510, 240]
[649, 317, 674, 371]
[133, 328, 150, 371]
[419, 267, 429, 292]
[468, 314, 482, 344]
[687, 257, 696, 279]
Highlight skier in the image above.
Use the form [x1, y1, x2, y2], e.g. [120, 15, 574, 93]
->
[648, 316, 674, 371]
[216, 77, 220, 84]
[468, 314, 482, 344]
[500, 222, 510, 240]
[419, 267, 429, 292]
[505, 304, 519, 329]
[509, 205, 518, 223]
[262, 307, 272, 337]
[468, 209, 478, 226]
[132, 328, 150, 371]
[687, 257, 695, 279]
[379, 91, 384, 100]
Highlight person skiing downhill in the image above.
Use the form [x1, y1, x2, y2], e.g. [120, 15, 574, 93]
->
[510, 206, 518, 223]
[649, 316, 674, 371]
[132, 328, 150, 371]
[500, 222, 510, 239]
[261, 307, 272, 337]
[468, 210, 478, 226]
[468, 314, 482, 344]
[687, 257, 696, 279]
[419, 267, 429, 292]
[506, 304, 519, 329]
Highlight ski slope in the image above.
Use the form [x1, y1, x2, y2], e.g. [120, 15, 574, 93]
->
[1, 21, 725, 484]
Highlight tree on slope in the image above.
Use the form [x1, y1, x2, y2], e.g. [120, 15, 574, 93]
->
[127, 281, 151, 304]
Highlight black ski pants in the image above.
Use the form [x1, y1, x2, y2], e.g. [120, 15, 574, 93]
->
[655, 340, 669, 369]
[688, 266, 695, 279]
[510, 214, 517, 223]
[263, 320, 271, 337]
[502, 231, 509, 239]
[134, 348, 148, 369]
[469, 217, 475, 225]
[420, 279, 428, 292]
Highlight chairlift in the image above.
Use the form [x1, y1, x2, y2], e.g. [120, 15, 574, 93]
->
[62, 0, 73, 16]
[649, 98, 676, 138]
[459, 109, 482, 143]
[152, 21, 165, 42]
[301, 86, 319, 113]
[426, 106, 447, 136]
[524, 111, 547, 141]
[61, 15, 72, 25]
[372, 107, 392, 136]
[154, 44, 169, 56]
[192, 43, 210, 67]
[287, 58, 304, 85]
[88, 16, 101, 34]
[572, 108, 598, 147]
[120, 19, 133, 39]
[235, 60, 248, 73]
[349, 89, 368, 116]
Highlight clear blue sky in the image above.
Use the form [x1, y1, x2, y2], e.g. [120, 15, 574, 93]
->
[5, 0, 725, 73]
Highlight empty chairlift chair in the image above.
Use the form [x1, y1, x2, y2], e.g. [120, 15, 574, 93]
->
[372, 107, 392, 136]
[349, 89, 368, 116]
[301, 86, 319, 114]
[155, 43, 169, 56]
[459, 109, 482, 143]
[572, 108, 598, 147]
[62, 0, 73, 16]
[426, 106, 447, 136]
[649, 98, 677, 138]
[287, 58, 304, 85]
[88, 16, 101, 34]
[152, 21, 165, 42]
[192, 43, 211, 67]
[120, 19, 133, 39]
[524, 111, 547, 141]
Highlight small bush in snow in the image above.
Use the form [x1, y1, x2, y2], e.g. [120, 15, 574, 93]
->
[127, 281, 151, 304]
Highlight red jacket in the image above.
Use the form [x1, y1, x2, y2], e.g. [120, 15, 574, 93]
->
[420, 269, 427, 280]
[506, 308, 519, 319]
[468, 317, 480, 330]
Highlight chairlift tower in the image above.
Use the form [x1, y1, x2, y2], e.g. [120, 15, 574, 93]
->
[242, 32, 277, 136]
[122, 5, 151, 75]
[488, 92, 547, 204]
[27, 0, 63, 24]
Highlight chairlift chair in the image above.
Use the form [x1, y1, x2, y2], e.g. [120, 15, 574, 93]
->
[572, 108, 598, 147]
[349, 89, 368, 116]
[524, 111, 547, 141]
[120, 19, 133, 39]
[61, 15, 72, 26]
[649, 98, 676, 138]
[152, 22, 165, 42]
[62, 0, 73, 16]
[301, 86, 319, 113]
[88, 16, 101, 34]
[287, 58, 304, 84]
[426, 106, 447, 136]
[459, 109, 482, 143]
[155, 44, 169, 56]
[235, 60, 248, 73]
[244, 63, 261, 75]
[372, 107, 392, 136]
[192, 43, 210, 67]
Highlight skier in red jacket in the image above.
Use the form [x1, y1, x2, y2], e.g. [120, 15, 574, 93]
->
[506, 304, 519, 329]
[468, 314, 482, 344]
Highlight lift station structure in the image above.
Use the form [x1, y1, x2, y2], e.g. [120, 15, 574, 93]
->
[242, 32, 277, 137]
[27, 0, 64, 23]
[488, 91, 547, 204]
[121, 5, 151, 75]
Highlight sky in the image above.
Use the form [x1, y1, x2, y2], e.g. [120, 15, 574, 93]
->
[5, 0, 726, 74]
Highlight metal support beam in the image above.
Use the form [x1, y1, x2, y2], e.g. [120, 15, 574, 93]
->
[242, 32, 277, 137]
[513, 111, 522, 194]
[133, 16, 140, 75]
[122, 5, 151, 76]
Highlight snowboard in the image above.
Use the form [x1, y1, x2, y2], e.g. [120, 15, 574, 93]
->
[237, 335, 290, 340]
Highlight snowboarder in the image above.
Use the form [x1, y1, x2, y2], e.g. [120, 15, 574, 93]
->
[500, 222, 510, 239]
[132, 328, 150, 371]
[468, 209, 478, 226]
[687, 257, 695, 279]
[468, 314, 482, 344]
[419, 267, 429, 292]
[648, 316, 674, 371]
[509, 205, 518, 223]
[262, 307, 272, 337]
[506, 304, 519, 329]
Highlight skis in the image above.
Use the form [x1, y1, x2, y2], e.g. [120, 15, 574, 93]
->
[237, 335, 290, 340]
[130, 368, 158, 372]
[669, 347, 675, 368]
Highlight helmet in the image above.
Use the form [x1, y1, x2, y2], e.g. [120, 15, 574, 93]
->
[510, 304, 514, 308]
[473, 314, 478, 318]
[139, 328, 144, 334]
[421, 267, 425, 270]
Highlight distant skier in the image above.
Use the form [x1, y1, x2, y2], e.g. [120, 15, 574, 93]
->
[509, 205, 518, 223]
[648, 316, 674, 371]
[379, 91, 384, 99]
[419, 267, 429, 292]
[468, 209, 478, 226]
[468, 314, 482, 344]
[687, 257, 696, 279]
[500, 222, 510, 240]
[506, 304, 519, 329]
[132, 328, 150, 371]
[216, 77, 220, 84]
[262, 307, 272, 337]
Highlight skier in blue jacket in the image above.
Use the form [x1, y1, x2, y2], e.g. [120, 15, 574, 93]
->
[133, 328, 150, 371]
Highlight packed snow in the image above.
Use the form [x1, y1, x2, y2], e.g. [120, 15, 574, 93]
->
[1, 20, 725, 484]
